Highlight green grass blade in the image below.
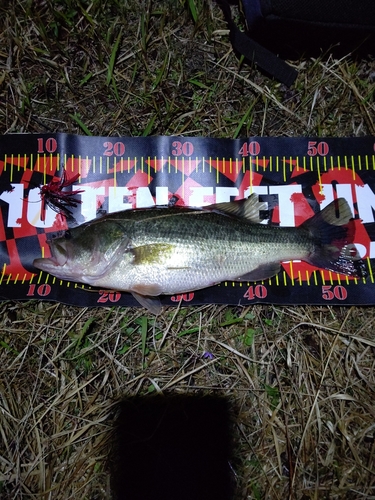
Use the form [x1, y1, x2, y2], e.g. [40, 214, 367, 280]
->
[142, 115, 156, 136]
[233, 101, 257, 139]
[106, 28, 123, 87]
[69, 114, 93, 136]
[187, 0, 198, 23]
[140, 316, 148, 365]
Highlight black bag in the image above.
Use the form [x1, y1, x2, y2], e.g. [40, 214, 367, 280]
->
[219, 0, 375, 86]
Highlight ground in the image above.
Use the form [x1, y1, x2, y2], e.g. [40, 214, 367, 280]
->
[1, 1, 375, 499]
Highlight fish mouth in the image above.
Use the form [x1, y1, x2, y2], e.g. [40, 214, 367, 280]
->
[33, 241, 69, 272]
[50, 241, 69, 266]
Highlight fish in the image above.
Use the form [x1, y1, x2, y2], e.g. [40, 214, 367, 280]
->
[33, 194, 367, 314]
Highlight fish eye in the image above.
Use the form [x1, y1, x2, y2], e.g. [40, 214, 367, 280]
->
[64, 230, 72, 240]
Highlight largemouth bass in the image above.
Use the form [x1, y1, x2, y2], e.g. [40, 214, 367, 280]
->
[33, 195, 366, 313]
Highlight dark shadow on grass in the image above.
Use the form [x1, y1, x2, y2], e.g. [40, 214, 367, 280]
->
[110, 394, 235, 500]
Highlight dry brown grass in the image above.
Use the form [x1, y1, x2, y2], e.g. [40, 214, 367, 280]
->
[1, 303, 375, 498]
[1, 1, 375, 498]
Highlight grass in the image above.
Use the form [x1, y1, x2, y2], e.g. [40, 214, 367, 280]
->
[1, 0, 375, 498]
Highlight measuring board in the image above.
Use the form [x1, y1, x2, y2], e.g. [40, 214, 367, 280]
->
[0, 133, 375, 308]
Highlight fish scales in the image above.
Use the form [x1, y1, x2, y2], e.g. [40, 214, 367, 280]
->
[110, 209, 313, 294]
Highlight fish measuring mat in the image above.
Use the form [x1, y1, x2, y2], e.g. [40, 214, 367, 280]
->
[0, 133, 374, 308]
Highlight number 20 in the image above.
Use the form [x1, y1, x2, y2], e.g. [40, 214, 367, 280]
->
[103, 141, 125, 156]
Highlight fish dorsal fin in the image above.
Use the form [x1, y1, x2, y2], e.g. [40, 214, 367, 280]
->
[206, 193, 268, 223]
[234, 262, 282, 282]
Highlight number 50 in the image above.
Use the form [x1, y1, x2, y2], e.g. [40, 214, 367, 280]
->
[307, 141, 329, 156]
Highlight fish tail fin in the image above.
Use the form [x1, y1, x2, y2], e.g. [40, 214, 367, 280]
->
[303, 198, 367, 278]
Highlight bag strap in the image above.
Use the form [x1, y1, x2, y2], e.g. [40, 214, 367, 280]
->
[218, 0, 298, 87]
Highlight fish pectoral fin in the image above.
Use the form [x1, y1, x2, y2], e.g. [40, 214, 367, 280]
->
[234, 262, 281, 281]
[131, 244, 173, 265]
[131, 292, 162, 315]
[132, 283, 163, 296]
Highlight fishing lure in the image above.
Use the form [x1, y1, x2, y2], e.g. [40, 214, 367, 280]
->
[39, 170, 84, 221]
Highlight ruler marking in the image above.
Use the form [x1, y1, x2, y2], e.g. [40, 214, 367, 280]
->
[367, 257, 374, 283]
[351, 155, 356, 180]
[313, 271, 318, 286]
[320, 270, 326, 285]
[148, 156, 151, 183]
[44, 154, 47, 185]
[0, 264, 6, 285]
[182, 157, 185, 195]
[328, 271, 333, 285]
[114, 156, 117, 191]
[306, 270, 310, 286]
[10, 154, 14, 182]
[317, 156, 321, 190]
[289, 261, 295, 286]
